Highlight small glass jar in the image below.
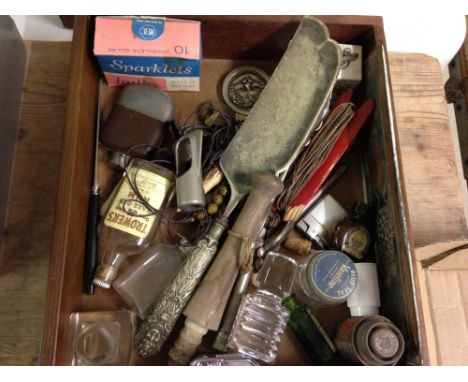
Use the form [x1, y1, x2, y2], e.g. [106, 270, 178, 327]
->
[293, 250, 357, 307]
[93, 158, 174, 288]
[66, 310, 137, 366]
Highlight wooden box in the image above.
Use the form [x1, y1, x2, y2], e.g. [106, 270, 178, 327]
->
[40, 16, 428, 366]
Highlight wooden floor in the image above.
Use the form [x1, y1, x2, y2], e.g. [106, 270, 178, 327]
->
[0, 41, 70, 365]
[0, 43, 465, 365]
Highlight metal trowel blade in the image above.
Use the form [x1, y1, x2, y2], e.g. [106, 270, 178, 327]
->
[220, 16, 341, 215]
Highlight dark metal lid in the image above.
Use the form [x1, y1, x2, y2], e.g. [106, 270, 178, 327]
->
[369, 327, 400, 359]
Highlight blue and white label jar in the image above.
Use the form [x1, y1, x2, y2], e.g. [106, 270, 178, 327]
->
[293, 250, 357, 307]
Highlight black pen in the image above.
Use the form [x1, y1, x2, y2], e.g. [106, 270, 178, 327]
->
[83, 81, 102, 295]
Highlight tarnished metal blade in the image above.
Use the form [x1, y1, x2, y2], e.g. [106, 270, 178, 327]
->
[220, 16, 341, 210]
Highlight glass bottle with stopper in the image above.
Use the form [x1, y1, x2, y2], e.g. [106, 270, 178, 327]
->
[93, 158, 174, 288]
[227, 252, 297, 364]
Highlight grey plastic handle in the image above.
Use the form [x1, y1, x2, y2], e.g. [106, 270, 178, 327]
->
[175, 129, 205, 212]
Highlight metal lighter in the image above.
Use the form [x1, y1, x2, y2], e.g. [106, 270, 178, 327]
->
[296, 194, 348, 248]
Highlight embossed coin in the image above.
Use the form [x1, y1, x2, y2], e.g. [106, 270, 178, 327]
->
[222, 66, 269, 116]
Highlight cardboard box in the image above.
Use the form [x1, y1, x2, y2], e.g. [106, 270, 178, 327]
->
[415, 241, 468, 365]
[94, 16, 201, 91]
[335, 44, 362, 91]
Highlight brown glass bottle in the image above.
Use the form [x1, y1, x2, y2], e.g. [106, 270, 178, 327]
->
[93, 158, 174, 288]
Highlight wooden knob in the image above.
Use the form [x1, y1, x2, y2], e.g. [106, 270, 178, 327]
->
[284, 237, 312, 256]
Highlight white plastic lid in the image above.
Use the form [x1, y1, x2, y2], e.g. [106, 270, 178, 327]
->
[349, 306, 379, 316]
[347, 263, 381, 316]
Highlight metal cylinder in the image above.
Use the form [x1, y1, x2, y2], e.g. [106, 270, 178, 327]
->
[335, 315, 405, 366]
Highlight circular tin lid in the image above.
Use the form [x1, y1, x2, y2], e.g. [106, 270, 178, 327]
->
[307, 250, 357, 303]
[369, 327, 400, 359]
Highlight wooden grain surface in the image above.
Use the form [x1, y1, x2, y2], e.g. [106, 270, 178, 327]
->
[388, 52, 468, 247]
[0, 41, 70, 365]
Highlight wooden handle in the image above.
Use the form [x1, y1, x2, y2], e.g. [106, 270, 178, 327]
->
[203, 164, 223, 194]
[183, 172, 284, 331]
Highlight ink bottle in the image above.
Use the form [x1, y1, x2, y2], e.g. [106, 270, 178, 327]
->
[93, 158, 174, 288]
[332, 202, 371, 260]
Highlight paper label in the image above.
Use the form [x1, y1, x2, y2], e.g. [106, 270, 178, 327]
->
[311, 251, 357, 299]
[104, 167, 170, 238]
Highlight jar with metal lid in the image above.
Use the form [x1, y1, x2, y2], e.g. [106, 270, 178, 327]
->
[335, 315, 405, 366]
[292, 250, 357, 307]
[332, 202, 371, 260]
[93, 158, 174, 289]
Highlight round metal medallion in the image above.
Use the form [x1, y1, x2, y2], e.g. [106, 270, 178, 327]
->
[222, 66, 269, 116]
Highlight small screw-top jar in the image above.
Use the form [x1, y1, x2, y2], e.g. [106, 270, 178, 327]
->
[293, 250, 357, 307]
[335, 315, 405, 366]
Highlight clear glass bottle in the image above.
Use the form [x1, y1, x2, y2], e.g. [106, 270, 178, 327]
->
[93, 158, 174, 288]
[112, 243, 188, 319]
[227, 252, 297, 364]
[293, 250, 357, 307]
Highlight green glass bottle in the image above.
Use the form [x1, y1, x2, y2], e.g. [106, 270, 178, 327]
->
[282, 295, 338, 365]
